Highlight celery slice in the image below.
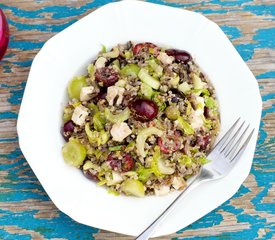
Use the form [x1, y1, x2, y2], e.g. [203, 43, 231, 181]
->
[138, 68, 160, 90]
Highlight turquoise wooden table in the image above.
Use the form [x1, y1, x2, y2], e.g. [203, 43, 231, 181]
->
[0, 0, 274, 239]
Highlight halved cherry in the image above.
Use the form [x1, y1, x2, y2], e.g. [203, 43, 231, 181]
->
[158, 131, 182, 153]
[107, 152, 135, 172]
[133, 42, 158, 55]
[165, 49, 192, 64]
[84, 170, 99, 181]
[95, 67, 119, 86]
[196, 134, 211, 150]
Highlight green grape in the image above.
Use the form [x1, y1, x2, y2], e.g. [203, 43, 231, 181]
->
[62, 140, 87, 167]
[67, 76, 87, 99]
[121, 179, 145, 197]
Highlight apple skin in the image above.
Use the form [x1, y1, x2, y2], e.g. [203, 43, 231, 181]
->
[0, 9, 9, 61]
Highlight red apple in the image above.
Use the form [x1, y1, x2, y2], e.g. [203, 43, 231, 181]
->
[0, 9, 9, 61]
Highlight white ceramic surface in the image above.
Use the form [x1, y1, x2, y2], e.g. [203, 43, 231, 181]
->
[17, 1, 262, 237]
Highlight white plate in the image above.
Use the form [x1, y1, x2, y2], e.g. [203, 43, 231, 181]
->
[17, 0, 262, 237]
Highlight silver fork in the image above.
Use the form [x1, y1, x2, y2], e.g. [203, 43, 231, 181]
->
[136, 118, 255, 240]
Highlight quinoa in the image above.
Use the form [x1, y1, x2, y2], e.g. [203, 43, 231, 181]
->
[61, 42, 220, 197]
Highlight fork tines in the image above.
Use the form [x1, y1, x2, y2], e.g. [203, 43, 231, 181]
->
[214, 118, 255, 162]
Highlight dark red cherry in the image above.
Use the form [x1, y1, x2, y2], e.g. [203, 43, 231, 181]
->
[129, 99, 158, 122]
[165, 49, 192, 64]
[95, 67, 119, 86]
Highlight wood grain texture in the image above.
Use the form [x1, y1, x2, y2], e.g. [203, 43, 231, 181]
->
[0, 0, 274, 239]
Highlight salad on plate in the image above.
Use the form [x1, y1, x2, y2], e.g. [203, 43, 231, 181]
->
[61, 42, 220, 197]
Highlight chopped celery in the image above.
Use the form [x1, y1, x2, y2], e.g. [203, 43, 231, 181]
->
[83, 161, 94, 171]
[112, 59, 120, 71]
[170, 75, 180, 87]
[178, 155, 192, 168]
[115, 79, 127, 87]
[109, 145, 123, 151]
[203, 117, 213, 129]
[101, 44, 107, 53]
[176, 116, 194, 135]
[72, 101, 81, 108]
[138, 68, 160, 90]
[190, 147, 199, 154]
[88, 102, 99, 116]
[85, 124, 110, 146]
[87, 64, 96, 80]
[190, 88, 210, 96]
[122, 171, 138, 177]
[125, 141, 135, 152]
[105, 108, 130, 123]
[205, 96, 217, 110]
[185, 100, 193, 116]
[152, 146, 174, 175]
[63, 113, 72, 123]
[95, 149, 102, 159]
[93, 112, 106, 131]
[178, 82, 191, 94]
[63, 106, 73, 122]
[103, 47, 119, 58]
[121, 179, 145, 197]
[137, 165, 153, 182]
[97, 179, 107, 186]
[107, 188, 120, 196]
[83, 161, 100, 171]
[197, 156, 211, 165]
[68, 76, 87, 99]
[100, 130, 110, 145]
[62, 139, 87, 168]
[136, 127, 163, 157]
[149, 47, 155, 54]
[197, 102, 204, 109]
[192, 73, 206, 90]
[148, 59, 163, 77]
[120, 64, 140, 77]
[85, 124, 98, 144]
[140, 82, 154, 99]
[124, 50, 133, 59]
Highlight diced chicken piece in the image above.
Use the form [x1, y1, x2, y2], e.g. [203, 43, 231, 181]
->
[190, 110, 204, 129]
[154, 185, 170, 196]
[71, 105, 89, 126]
[107, 171, 123, 186]
[196, 96, 205, 108]
[106, 86, 125, 106]
[172, 177, 186, 190]
[190, 96, 205, 129]
[157, 52, 174, 65]
[110, 122, 132, 142]
[80, 86, 94, 102]
[95, 57, 107, 69]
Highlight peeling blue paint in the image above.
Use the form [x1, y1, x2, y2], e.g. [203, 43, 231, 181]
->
[257, 71, 275, 79]
[243, 5, 275, 17]
[0, 112, 18, 119]
[220, 25, 242, 41]
[1, 0, 274, 239]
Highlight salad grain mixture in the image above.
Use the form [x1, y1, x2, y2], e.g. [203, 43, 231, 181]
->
[62, 42, 220, 197]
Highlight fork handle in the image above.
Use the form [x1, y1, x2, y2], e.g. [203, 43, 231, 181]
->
[135, 169, 209, 240]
